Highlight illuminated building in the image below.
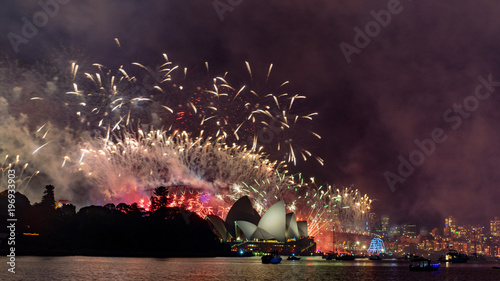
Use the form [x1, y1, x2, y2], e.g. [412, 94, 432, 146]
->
[381, 215, 389, 233]
[232, 238, 316, 256]
[402, 224, 417, 236]
[444, 216, 456, 237]
[236, 201, 303, 242]
[368, 212, 379, 233]
[431, 228, 439, 238]
[419, 227, 429, 236]
[389, 225, 401, 236]
[205, 196, 316, 255]
[491, 217, 500, 237]
[367, 238, 385, 254]
[206, 196, 307, 242]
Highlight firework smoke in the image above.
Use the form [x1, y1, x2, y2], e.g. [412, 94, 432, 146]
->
[0, 53, 369, 251]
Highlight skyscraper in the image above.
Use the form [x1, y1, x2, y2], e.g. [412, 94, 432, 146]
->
[381, 215, 389, 233]
[491, 217, 500, 237]
[444, 216, 456, 237]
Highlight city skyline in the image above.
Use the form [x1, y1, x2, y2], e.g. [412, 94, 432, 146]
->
[2, 2, 500, 280]
[1, 0, 500, 232]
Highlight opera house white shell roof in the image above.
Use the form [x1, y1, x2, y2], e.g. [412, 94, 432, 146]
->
[206, 196, 307, 242]
[206, 215, 231, 241]
[236, 200, 287, 241]
[224, 196, 260, 238]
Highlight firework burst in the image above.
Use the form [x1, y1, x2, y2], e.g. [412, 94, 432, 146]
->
[0, 53, 370, 251]
[62, 55, 322, 165]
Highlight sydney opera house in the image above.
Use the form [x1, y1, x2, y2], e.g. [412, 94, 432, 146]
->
[206, 196, 316, 255]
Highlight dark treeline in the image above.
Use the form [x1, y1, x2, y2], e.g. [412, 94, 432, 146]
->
[0, 185, 230, 257]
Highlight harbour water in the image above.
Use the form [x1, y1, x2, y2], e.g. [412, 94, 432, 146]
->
[2, 256, 499, 280]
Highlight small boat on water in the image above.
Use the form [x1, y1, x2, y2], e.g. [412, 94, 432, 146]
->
[438, 249, 468, 263]
[262, 252, 282, 264]
[324, 252, 333, 260]
[493, 266, 500, 269]
[335, 253, 356, 261]
[287, 254, 301, 261]
[327, 231, 355, 261]
[325, 251, 356, 260]
[322, 252, 334, 259]
[369, 255, 381, 260]
[409, 259, 440, 272]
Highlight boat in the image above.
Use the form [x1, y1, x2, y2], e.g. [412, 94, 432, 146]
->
[322, 252, 334, 259]
[327, 230, 355, 260]
[262, 252, 282, 264]
[369, 255, 381, 260]
[438, 249, 468, 263]
[493, 266, 500, 269]
[287, 254, 301, 261]
[335, 253, 356, 261]
[325, 252, 336, 260]
[236, 250, 254, 257]
[409, 259, 440, 271]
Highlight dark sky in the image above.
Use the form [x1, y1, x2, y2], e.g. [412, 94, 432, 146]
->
[2, 0, 500, 229]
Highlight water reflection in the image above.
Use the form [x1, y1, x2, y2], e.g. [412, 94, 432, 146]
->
[1, 256, 499, 281]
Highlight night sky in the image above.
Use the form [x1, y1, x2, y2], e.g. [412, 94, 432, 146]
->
[2, 0, 500, 229]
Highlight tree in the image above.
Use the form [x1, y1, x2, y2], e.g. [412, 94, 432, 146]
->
[116, 203, 130, 213]
[41, 185, 56, 210]
[59, 204, 76, 216]
[152, 186, 169, 211]
[129, 202, 144, 217]
[104, 203, 116, 212]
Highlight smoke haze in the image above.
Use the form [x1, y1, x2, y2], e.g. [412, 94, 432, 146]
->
[1, 0, 500, 229]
